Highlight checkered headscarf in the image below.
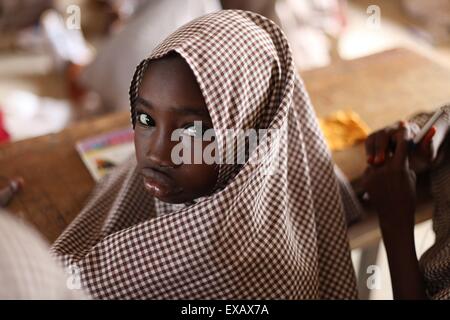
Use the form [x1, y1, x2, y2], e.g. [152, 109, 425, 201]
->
[51, 10, 357, 299]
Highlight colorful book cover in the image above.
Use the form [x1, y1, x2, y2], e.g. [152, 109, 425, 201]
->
[76, 128, 135, 181]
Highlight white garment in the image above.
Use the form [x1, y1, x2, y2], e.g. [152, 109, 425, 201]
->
[0, 211, 88, 299]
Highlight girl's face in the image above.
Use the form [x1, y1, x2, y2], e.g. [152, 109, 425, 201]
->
[134, 54, 219, 204]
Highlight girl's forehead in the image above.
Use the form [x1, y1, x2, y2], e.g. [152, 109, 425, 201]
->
[139, 56, 208, 112]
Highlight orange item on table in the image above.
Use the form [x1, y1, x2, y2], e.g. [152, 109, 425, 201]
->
[318, 110, 371, 151]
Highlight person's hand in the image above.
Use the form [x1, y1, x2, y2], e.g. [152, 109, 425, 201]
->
[363, 122, 416, 232]
[365, 121, 440, 174]
[0, 177, 24, 207]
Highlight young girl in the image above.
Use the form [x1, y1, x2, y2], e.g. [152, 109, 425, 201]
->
[51, 10, 357, 299]
[363, 107, 450, 299]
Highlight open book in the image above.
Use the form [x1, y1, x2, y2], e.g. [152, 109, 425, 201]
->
[76, 128, 135, 181]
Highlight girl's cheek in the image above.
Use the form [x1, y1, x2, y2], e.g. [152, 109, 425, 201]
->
[134, 134, 149, 162]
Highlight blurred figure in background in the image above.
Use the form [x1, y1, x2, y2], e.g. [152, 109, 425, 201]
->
[0, 0, 348, 136]
[76, 0, 220, 111]
[402, 0, 450, 45]
[0, 0, 52, 32]
[220, 0, 281, 25]
[74, 0, 347, 111]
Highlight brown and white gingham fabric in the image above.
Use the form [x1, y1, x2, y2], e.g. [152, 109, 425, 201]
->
[411, 106, 450, 300]
[51, 10, 357, 299]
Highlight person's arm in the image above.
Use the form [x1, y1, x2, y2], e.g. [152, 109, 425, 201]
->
[363, 122, 428, 299]
[379, 209, 427, 300]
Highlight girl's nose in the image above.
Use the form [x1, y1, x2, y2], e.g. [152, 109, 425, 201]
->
[146, 128, 177, 168]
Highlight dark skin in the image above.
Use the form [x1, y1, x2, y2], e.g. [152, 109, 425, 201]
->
[363, 119, 450, 300]
[134, 54, 219, 204]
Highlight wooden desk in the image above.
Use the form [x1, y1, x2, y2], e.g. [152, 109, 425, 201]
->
[2, 48, 450, 248]
[0, 111, 130, 242]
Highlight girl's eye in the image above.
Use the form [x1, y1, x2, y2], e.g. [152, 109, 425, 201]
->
[137, 113, 155, 127]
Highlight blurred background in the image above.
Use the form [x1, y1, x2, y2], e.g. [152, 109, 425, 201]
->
[1, 0, 450, 299]
[1, 0, 449, 142]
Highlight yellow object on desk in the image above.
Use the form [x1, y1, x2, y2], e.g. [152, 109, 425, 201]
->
[318, 110, 371, 151]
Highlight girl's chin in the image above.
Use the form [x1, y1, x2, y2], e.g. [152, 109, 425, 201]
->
[143, 187, 190, 204]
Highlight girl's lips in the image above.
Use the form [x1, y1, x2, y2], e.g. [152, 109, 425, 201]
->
[142, 176, 182, 198]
